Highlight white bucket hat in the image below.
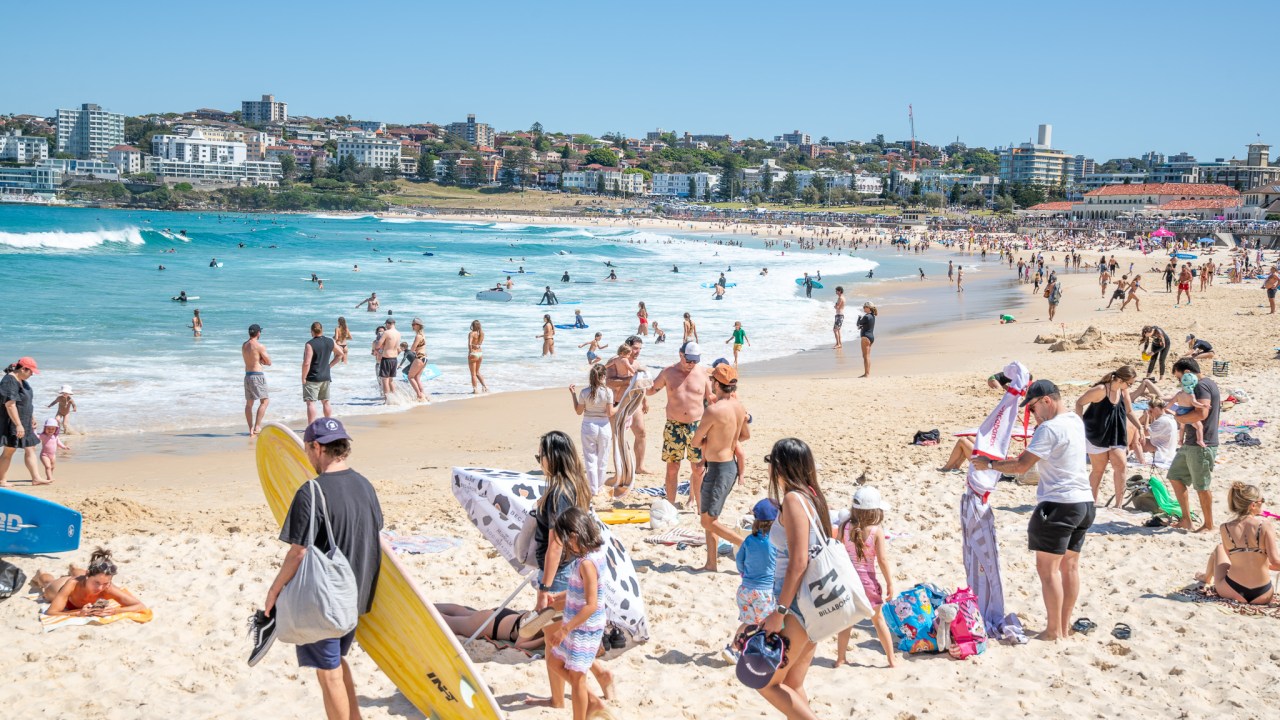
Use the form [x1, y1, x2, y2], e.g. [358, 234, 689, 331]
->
[851, 486, 890, 512]
[60, 385, 73, 395]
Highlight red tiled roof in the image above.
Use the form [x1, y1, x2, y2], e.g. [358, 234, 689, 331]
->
[1084, 183, 1239, 198]
[1158, 198, 1242, 210]
[1026, 201, 1074, 211]
[108, 144, 140, 152]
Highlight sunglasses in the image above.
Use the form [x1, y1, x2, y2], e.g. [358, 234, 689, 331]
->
[534, 453, 544, 463]
[763, 455, 772, 465]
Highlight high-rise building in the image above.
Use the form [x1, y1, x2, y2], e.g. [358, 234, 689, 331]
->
[998, 124, 1071, 187]
[1072, 155, 1095, 181]
[775, 130, 811, 146]
[0, 130, 50, 164]
[241, 94, 288, 126]
[445, 114, 496, 148]
[55, 103, 125, 159]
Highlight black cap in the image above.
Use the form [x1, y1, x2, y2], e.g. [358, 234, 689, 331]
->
[1020, 379, 1059, 407]
[248, 323, 262, 335]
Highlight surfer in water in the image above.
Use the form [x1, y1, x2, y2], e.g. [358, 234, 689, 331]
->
[176, 291, 188, 303]
[459, 267, 470, 276]
[562, 271, 571, 283]
[209, 258, 218, 267]
[607, 269, 618, 281]
[672, 265, 679, 273]
[539, 286, 559, 305]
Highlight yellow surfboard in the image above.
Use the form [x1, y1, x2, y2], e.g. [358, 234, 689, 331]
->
[256, 423, 504, 720]
[596, 508, 651, 525]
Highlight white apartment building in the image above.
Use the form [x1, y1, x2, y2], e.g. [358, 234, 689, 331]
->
[651, 172, 718, 198]
[0, 130, 49, 163]
[351, 120, 386, 134]
[152, 130, 248, 164]
[40, 158, 119, 181]
[149, 158, 281, 185]
[561, 170, 646, 195]
[336, 134, 403, 171]
[107, 145, 145, 174]
[854, 174, 884, 195]
[56, 103, 125, 159]
[792, 170, 851, 192]
[0, 165, 62, 197]
[242, 94, 287, 126]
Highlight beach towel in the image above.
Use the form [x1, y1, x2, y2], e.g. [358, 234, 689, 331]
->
[609, 370, 652, 495]
[643, 527, 707, 546]
[1172, 582, 1280, 620]
[966, 361, 1029, 498]
[380, 531, 462, 555]
[39, 592, 153, 633]
[632, 481, 691, 498]
[1219, 420, 1265, 434]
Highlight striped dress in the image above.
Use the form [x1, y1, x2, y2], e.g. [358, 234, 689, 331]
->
[550, 546, 608, 672]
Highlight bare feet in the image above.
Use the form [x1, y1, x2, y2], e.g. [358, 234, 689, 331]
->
[858, 374, 868, 378]
[634, 467, 654, 476]
[1194, 572, 1213, 584]
[1194, 524, 1216, 534]
[833, 344, 842, 349]
[1173, 520, 1193, 531]
[1035, 630, 1063, 642]
[32, 479, 53, 486]
[700, 562, 718, 573]
[595, 667, 615, 700]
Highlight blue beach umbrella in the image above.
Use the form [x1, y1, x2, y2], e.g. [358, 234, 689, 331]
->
[1196, 237, 1215, 244]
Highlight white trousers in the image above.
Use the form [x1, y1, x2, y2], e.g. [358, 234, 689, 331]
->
[581, 417, 613, 494]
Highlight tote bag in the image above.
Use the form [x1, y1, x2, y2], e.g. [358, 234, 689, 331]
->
[276, 480, 359, 645]
[794, 497, 873, 642]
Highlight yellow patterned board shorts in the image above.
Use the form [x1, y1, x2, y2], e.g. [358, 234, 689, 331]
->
[661, 419, 702, 463]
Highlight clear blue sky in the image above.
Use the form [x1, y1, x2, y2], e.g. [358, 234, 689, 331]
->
[7, 0, 1275, 162]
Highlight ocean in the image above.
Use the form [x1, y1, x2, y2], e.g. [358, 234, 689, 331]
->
[0, 205, 1017, 435]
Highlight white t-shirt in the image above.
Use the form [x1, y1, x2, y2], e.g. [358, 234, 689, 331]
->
[1025, 412, 1093, 504]
[1147, 414, 1177, 469]
[578, 386, 612, 419]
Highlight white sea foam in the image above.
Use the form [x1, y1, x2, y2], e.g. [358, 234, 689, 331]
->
[308, 213, 376, 220]
[379, 217, 436, 224]
[0, 227, 146, 250]
[489, 222, 531, 231]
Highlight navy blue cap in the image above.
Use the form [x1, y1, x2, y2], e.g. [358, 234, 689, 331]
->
[303, 417, 351, 444]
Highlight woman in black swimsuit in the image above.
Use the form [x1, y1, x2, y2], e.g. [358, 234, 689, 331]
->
[435, 605, 547, 650]
[1075, 366, 1144, 509]
[857, 302, 877, 378]
[1198, 482, 1280, 604]
[1139, 325, 1170, 380]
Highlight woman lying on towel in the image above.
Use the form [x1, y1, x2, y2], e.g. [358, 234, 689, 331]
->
[436, 604, 546, 651]
[1197, 483, 1280, 605]
[34, 548, 147, 617]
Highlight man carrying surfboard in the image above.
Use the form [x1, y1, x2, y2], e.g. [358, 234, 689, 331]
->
[265, 418, 383, 720]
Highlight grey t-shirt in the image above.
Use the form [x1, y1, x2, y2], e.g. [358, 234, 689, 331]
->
[1186, 376, 1221, 447]
[281, 469, 384, 615]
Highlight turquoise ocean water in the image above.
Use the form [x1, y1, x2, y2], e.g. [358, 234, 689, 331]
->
[0, 205, 1014, 434]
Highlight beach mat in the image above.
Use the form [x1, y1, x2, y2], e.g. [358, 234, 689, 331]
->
[1172, 582, 1280, 619]
[632, 481, 691, 498]
[381, 531, 462, 555]
[39, 591, 153, 633]
[643, 527, 706, 546]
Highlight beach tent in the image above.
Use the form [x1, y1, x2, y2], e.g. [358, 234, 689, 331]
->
[451, 467, 651, 645]
[1150, 227, 1175, 238]
[960, 360, 1029, 643]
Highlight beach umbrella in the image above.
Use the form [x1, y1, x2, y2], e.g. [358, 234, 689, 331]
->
[1197, 237, 1215, 244]
[451, 467, 651, 645]
[1150, 227, 1175, 238]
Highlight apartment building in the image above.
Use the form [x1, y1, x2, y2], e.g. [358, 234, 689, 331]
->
[335, 133, 401, 171]
[445, 114, 496, 148]
[0, 130, 49, 163]
[149, 158, 281, 185]
[241, 94, 288, 126]
[998, 124, 1071, 187]
[107, 145, 145, 174]
[561, 169, 646, 195]
[651, 172, 718, 198]
[152, 130, 248, 164]
[0, 164, 62, 198]
[55, 103, 125, 159]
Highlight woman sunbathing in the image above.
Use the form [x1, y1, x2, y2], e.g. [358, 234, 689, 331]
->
[1197, 483, 1280, 605]
[34, 548, 147, 617]
[435, 604, 546, 651]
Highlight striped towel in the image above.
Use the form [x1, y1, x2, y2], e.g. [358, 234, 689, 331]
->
[381, 531, 462, 555]
[643, 527, 706, 546]
[632, 481, 691, 498]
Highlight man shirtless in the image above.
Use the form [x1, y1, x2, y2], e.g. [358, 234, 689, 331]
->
[691, 364, 749, 571]
[241, 324, 272, 436]
[356, 292, 380, 312]
[1106, 275, 1129, 309]
[1099, 266, 1111, 298]
[647, 342, 712, 509]
[376, 317, 401, 399]
[1264, 267, 1280, 314]
[1176, 264, 1193, 306]
[833, 286, 846, 349]
[606, 336, 652, 474]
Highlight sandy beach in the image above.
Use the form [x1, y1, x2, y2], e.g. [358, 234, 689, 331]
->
[5, 239, 1280, 719]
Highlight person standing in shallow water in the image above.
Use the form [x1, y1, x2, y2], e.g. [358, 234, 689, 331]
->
[832, 286, 846, 349]
[467, 320, 488, 393]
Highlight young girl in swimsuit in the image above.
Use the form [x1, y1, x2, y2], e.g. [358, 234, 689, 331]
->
[835, 486, 896, 668]
[1197, 482, 1280, 604]
[539, 314, 556, 357]
[35, 548, 147, 617]
[636, 302, 649, 336]
[682, 313, 698, 343]
[467, 320, 488, 393]
[333, 316, 352, 364]
[544, 508, 611, 720]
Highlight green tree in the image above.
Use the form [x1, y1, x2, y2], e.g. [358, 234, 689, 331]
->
[310, 155, 325, 180]
[994, 194, 1015, 213]
[910, 179, 922, 199]
[811, 174, 828, 204]
[416, 153, 435, 181]
[442, 156, 458, 185]
[800, 186, 820, 205]
[923, 192, 944, 208]
[717, 155, 739, 200]
[278, 153, 297, 181]
[596, 173, 606, 194]
[530, 121, 543, 135]
[961, 190, 987, 208]
[688, 176, 697, 198]
[583, 147, 619, 166]
[778, 171, 798, 200]
[948, 183, 962, 205]
[761, 167, 773, 194]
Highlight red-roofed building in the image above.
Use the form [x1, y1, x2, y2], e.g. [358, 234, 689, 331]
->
[1022, 201, 1074, 217]
[1072, 183, 1240, 219]
[107, 144, 144, 174]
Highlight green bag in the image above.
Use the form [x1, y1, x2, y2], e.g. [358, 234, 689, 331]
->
[1147, 476, 1183, 518]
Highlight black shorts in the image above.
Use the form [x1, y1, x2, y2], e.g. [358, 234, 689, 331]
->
[1111, 290, 1125, 300]
[1268, 288, 1277, 299]
[377, 357, 398, 378]
[834, 314, 844, 329]
[1028, 501, 1095, 555]
[700, 460, 738, 518]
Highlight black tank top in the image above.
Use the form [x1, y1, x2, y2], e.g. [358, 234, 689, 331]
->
[306, 336, 335, 382]
[1082, 387, 1127, 447]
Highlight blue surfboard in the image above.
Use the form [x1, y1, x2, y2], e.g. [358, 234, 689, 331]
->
[421, 364, 442, 382]
[700, 282, 737, 288]
[554, 324, 589, 330]
[0, 489, 82, 554]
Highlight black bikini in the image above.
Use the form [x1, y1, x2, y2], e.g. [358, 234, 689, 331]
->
[1224, 524, 1272, 603]
[491, 608, 524, 642]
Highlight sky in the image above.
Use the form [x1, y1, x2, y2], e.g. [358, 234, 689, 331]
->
[6, 0, 1275, 162]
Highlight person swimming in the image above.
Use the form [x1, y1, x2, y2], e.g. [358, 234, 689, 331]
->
[562, 271, 571, 282]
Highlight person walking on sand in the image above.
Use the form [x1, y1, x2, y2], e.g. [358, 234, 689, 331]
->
[539, 314, 556, 357]
[832, 286, 846, 349]
[647, 342, 712, 509]
[691, 364, 749, 571]
[376, 317, 401, 399]
[1106, 275, 1128, 309]
[726, 322, 750, 367]
[682, 313, 698, 343]
[1099, 265, 1111, 298]
[467, 320, 489, 393]
[857, 302, 877, 378]
[190, 308, 202, 337]
[636, 302, 649, 336]
[972, 380, 1094, 642]
[1046, 275, 1062, 321]
[1167, 358, 1221, 533]
[1176, 264, 1193, 307]
[355, 292, 380, 312]
[0, 358, 41, 488]
[956, 265, 964, 293]
[265, 418, 383, 720]
[242, 324, 272, 436]
[1120, 274, 1146, 312]
[1264, 266, 1280, 314]
[302, 322, 344, 424]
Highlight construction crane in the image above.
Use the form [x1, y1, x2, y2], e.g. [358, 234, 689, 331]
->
[908, 104, 918, 172]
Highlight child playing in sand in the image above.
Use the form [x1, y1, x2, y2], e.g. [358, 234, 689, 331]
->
[1170, 371, 1209, 447]
[579, 333, 606, 366]
[34, 548, 148, 617]
[836, 486, 897, 668]
[36, 418, 68, 485]
[544, 508, 615, 719]
[47, 385, 76, 434]
[727, 499, 778, 662]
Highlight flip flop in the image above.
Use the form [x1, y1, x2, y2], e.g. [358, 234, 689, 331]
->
[1111, 622, 1132, 640]
[518, 608, 562, 640]
[1071, 617, 1097, 635]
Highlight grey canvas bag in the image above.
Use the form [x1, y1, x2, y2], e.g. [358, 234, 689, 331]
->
[276, 480, 359, 645]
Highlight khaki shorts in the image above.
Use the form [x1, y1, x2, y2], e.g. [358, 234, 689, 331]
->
[1167, 445, 1216, 492]
[244, 373, 269, 401]
[303, 381, 330, 402]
